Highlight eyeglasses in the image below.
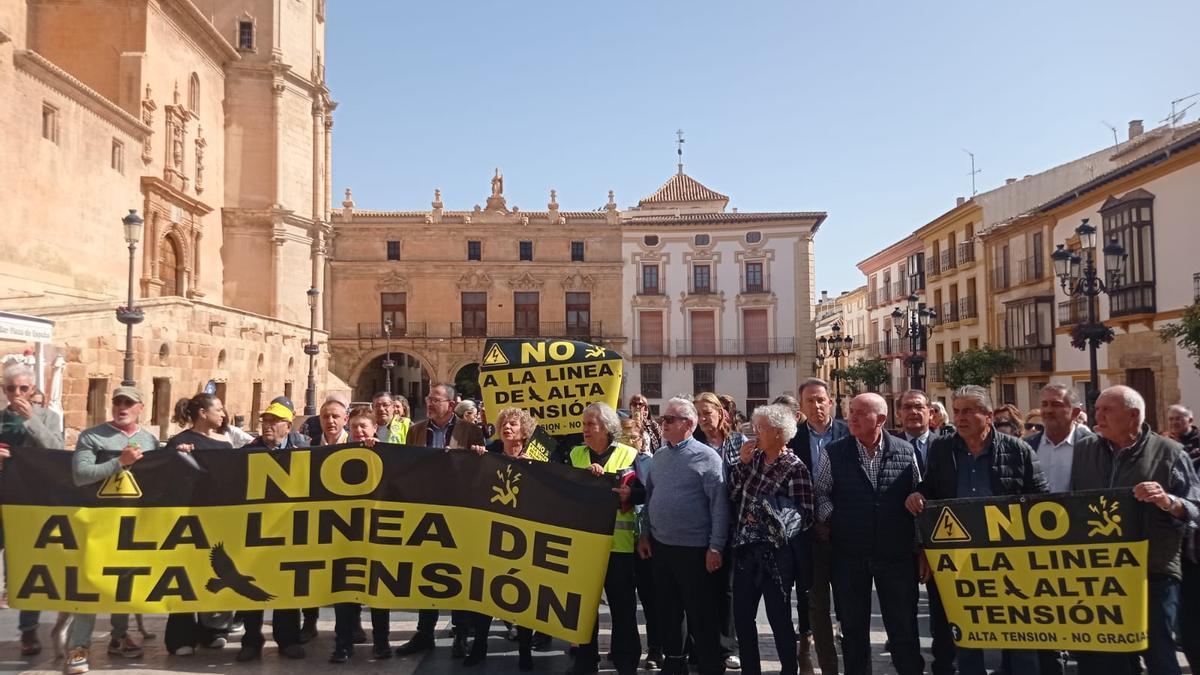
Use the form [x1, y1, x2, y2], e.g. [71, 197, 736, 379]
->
[426, 397, 450, 404]
[4, 384, 32, 394]
[632, 401, 648, 408]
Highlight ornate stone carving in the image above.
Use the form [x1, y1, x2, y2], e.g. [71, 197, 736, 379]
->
[194, 127, 206, 194]
[375, 271, 410, 292]
[140, 84, 156, 165]
[562, 270, 596, 291]
[507, 271, 544, 290]
[456, 270, 494, 291]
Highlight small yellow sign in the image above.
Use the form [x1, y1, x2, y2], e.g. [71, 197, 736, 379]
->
[97, 470, 142, 498]
[483, 343, 510, 366]
[931, 507, 971, 542]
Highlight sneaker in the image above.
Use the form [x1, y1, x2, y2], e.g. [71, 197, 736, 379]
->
[174, 646, 196, 656]
[645, 649, 663, 670]
[329, 647, 352, 664]
[227, 618, 245, 634]
[202, 636, 227, 649]
[108, 636, 144, 658]
[65, 647, 90, 674]
[21, 630, 42, 656]
[725, 655, 742, 670]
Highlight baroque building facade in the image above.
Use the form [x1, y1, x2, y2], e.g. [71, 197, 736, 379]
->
[0, 0, 336, 442]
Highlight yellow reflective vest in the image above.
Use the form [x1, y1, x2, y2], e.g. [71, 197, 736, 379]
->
[384, 416, 409, 444]
[570, 442, 638, 553]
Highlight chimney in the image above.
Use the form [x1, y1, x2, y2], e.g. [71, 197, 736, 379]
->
[731, 207, 738, 213]
[956, 196, 966, 206]
[821, 290, 829, 302]
[1128, 120, 1144, 140]
[1005, 178, 1017, 185]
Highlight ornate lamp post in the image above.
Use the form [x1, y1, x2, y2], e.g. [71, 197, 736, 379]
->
[891, 293, 935, 391]
[1051, 218, 1126, 421]
[382, 318, 395, 395]
[303, 287, 320, 416]
[115, 210, 144, 386]
[815, 322, 854, 419]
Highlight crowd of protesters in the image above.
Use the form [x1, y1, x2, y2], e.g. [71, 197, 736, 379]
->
[2, 359, 1199, 675]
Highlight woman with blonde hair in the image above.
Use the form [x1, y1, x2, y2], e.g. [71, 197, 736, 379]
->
[627, 394, 663, 451]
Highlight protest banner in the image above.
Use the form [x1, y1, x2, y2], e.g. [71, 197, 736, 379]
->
[1, 444, 615, 642]
[479, 338, 622, 436]
[918, 488, 1149, 652]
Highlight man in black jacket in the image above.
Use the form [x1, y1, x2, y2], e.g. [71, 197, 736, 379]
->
[904, 385, 1049, 675]
[787, 378, 849, 675]
[816, 394, 923, 675]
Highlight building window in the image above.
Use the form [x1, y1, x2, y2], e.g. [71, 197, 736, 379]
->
[514, 291, 539, 336]
[640, 363, 663, 399]
[111, 139, 125, 174]
[692, 264, 711, 293]
[381, 292, 407, 336]
[42, 103, 59, 143]
[744, 262, 765, 293]
[644, 234, 659, 246]
[638, 311, 665, 355]
[467, 240, 481, 261]
[237, 20, 255, 50]
[907, 252, 925, 291]
[745, 231, 762, 244]
[1102, 194, 1156, 317]
[743, 308, 769, 353]
[693, 363, 716, 395]
[695, 234, 710, 246]
[747, 361, 770, 402]
[570, 241, 585, 262]
[565, 292, 591, 336]
[640, 264, 660, 294]
[86, 378, 109, 427]
[461, 292, 487, 337]
[188, 73, 200, 113]
[519, 241, 533, 261]
[386, 241, 400, 261]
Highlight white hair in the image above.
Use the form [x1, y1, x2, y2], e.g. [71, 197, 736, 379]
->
[584, 402, 622, 440]
[433, 382, 457, 400]
[752, 403, 798, 442]
[454, 400, 478, 417]
[1105, 385, 1146, 425]
[856, 392, 889, 417]
[3, 363, 34, 383]
[953, 385, 994, 413]
[666, 397, 698, 425]
[1168, 404, 1193, 420]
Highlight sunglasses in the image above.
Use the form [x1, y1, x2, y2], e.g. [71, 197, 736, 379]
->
[1025, 423, 1044, 432]
[4, 384, 32, 394]
[660, 415, 686, 425]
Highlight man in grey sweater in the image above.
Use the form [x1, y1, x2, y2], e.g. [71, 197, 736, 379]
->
[637, 397, 730, 675]
[64, 385, 160, 675]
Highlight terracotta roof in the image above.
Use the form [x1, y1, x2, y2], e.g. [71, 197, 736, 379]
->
[622, 211, 826, 226]
[638, 172, 729, 205]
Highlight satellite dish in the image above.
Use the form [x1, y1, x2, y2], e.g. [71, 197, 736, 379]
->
[203, 380, 218, 395]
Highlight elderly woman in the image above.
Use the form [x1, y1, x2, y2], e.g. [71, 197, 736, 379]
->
[566, 402, 642, 675]
[929, 401, 953, 436]
[627, 394, 663, 452]
[993, 404, 1024, 437]
[454, 399, 480, 425]
[729, 403, 814, 675]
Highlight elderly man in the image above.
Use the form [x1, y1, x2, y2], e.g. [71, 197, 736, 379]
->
[568, 402, 641, 675]
[235, 400, 309, 661]
[64, 386, 160, 675]
[637, 397, 730, 675]
[1167, 404, 1200, 454]
[786, 378, 847, 675]
[905, 385, 1049, 675]
[1, 364, 63, 656]
[887, 389, 954, 675]
[815, 394, 923, 675]
[371, 391, 409, 443]
[1069, 386, 1200, 675]
[396, 383, 485, 658]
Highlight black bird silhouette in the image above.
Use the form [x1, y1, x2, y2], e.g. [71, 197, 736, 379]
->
[206, 543, 275, 601]
[1002, 575, 1029, 600]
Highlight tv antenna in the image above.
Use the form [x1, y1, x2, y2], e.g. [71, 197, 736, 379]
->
[676, 129, 686, 174]
[962, 149, 981, 196]
[1101, 121, 1119, 148]
[1161, 92, 1199, 127]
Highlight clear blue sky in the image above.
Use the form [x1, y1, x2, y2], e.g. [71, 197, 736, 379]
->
[327, 1, 1198, 294]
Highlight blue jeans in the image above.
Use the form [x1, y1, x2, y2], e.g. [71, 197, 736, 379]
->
[956, 648, 1038, 675]
[18, 610, 41, 633]
[1145, 575, 1181, 675]
[68, 614, 129, 650]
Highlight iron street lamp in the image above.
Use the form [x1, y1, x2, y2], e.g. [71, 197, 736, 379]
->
[815, 322, 854, 419]
[891, 293, 935, 391]
[1051, 217, 1126, 422]
[382, 318, 395, 395]
[303, 287, 320, 416]
[115, 210, 144, 386]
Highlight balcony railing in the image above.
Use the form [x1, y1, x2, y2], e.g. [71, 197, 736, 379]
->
[892, 281, 906, 299]
[1018, 256, 1045, 284]
[865, 341, 883, 359]
[1006, 345, 1053, 373]
[927, 255, 941, 277]
[959, 296, 978, 320]
[688, 282, 714, 295]
[940, 249, 958, 272]
[941, 301, 960, 324]
[957, 242, 975, 265]
[1109, 281, 1157, 318]
[341, 321, 606, 340]
[354, 321, 428, 338]
[740, 271, 771, 295]
[675, 337, 796, 356]
[1057, 297, 1089, 327]
[869, 289, 881, 307]
[1194, 272, 1200, 304]
[633, 339, 669, 356]
[927, 362, 945, 383]
[637, 285, 665, 296]
[992, 266, 1011, 291]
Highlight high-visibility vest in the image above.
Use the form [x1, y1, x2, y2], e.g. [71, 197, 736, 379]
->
[570, 442, 638, 553]
[386, 416, 410, 444]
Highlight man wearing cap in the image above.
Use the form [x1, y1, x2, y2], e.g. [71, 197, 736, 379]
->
[64, 386, 160, 675]
[235, 400, 310, 661]
[1, 363, 64, 656]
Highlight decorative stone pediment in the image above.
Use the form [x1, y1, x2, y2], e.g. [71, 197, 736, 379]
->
[375, 271, 410, 292]
[457, 270, 494, 291]
[735, 245, 774, 263]
[632, 293, 670, 310]
[562, 270, 596, 291]
[736, 292, 777, 309]
[507, 271, 544, 290]
[680, 289, 726, 311]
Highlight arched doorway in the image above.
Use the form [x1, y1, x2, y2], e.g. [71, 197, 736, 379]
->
[454, 362, 481, 401]
[354, 351, 431, 416]
[159, 236, 181, 296]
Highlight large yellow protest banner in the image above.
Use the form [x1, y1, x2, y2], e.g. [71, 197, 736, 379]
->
[480, 338, 622, 436]
[1, 445, 615, 642]
[919, 489, 1149, 652]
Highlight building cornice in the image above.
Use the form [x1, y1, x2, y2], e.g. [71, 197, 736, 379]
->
[855, 235, 922, 274]
[159, 0, 240, 64]
[141, 177, 214, 215]
[15, 50, 152, 139]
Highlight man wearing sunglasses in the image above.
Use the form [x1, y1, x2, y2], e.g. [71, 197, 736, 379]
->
[1, 363, 64, 657]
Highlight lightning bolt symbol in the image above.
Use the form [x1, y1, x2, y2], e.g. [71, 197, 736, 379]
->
[944, 517, 953, 536]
